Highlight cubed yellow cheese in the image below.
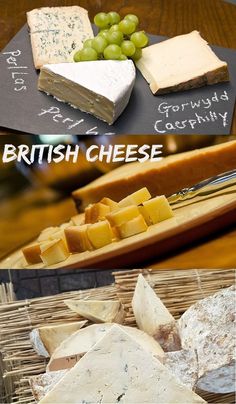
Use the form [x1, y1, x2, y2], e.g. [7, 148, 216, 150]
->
[118, 187, 151, 208]
[99, 197, 119, 211]
[71, 214, 84, 226]
[65, 225, 92, 253]
[116, 215, 148, 239]
[87, 221, 113, 249]
[40, 239, 70, 266]
[106, 205, 140, 227]
[60, 222, 73, 230]
[22, 244, 42, 265]
[37, 227, 59, 242]
[85, 203, 111, 224]
[49, 229, 69, 251]
[141, 195, 174, 224]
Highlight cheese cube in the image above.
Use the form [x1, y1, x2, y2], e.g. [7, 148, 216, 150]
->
[118, 187, 151, 208]
[65, 225, 92, 253]
[87, 221, 113, 249]
[40, 239, 70, 266]
[85, 203, 110, 224]
[71, 214, 84, 226]
[99, 197, 118, 211]
[106, 205, 139, 226]
[49, 229, 69, 251]
[116, 215, 148, 239]
[22, 244, 42, 265]
[37, 227, 60, 242]
[141, 196, 174, 224]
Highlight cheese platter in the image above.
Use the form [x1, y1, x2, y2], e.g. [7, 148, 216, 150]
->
[0, 6, 235, 135]
[0, 268, 235, 403]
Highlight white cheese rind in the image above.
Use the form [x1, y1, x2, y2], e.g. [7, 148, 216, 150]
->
[40, 325, 206, 404]
[132, 274, 181, 351]
[163, 349, 199, 390]
[136, 31, 229, 94]
[30, 370, 68, 402]
[38, 60, 136, 124]
[27, 6, 94, 69]
[179, 286, 235, 393]
[47, 323, 164, 371]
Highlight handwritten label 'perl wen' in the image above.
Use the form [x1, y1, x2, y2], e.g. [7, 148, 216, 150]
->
[38, 106, 115, 134]
[154, 90, 229, 133]
[2, 50, 28, 92]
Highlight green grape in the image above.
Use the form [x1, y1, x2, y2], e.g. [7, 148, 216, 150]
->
[130, 31, 149, 48]
[94, 12, 110, 29]
[109, 24, 120, 33]
[119, 54, 128, 60]
[73, 50, 81, 62]
[104, 44, 122, 60]
[83, 39, 93, 48]
[107, 31, 123, 45]
[124, 14, 139, 27]
[118, 19, 136, 35]
[121, 40, 136, 56]
[98, 29, 110, 41]
[92, 36, 108, 53]
[80, 47, 98, 61]
[131, 47, 142, 61]
[108, 11, 120, 25]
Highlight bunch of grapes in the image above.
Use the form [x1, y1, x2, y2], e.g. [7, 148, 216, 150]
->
[74, 12, 149, 62]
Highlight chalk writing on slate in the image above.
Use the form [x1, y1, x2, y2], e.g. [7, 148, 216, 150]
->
[0, 25, 235, 135]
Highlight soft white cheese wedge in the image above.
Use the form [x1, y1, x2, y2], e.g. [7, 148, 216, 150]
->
[136, 31, 229, 94]
[40, 325, 206, 404]
[38, 60, 136, 124]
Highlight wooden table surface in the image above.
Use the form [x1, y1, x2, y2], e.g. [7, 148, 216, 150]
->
[0, 0, 236, 134]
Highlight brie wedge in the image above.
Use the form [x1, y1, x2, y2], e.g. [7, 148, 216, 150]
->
[38, 60, 136, 124]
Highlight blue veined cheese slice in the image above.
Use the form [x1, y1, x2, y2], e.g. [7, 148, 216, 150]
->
[27, 6, 94, 69]
[38, 60, 136, 124]
[39, 324, 206, 404]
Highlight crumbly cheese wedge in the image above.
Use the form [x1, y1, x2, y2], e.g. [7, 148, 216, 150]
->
[30, 370, 68, 402]
[85, 202, 111, 224]
[87, 220, 113, 249]
[64, 300, 125, 324]
[40, 239, 70, 266]
[132, 274, 181, 351]
[72, 141, 236, 211]
[106, 205, 140, 226]
[116, 214, 148, 238]
[163, 349, 199, 390]
[65, 225, 92, 253]
[136, 31, 229, 94]
[41, 325, 205, 404]
[118, 187, 151, 208]
[30, 321, 87, 357]
[47, 323, 164, 372]
[38, 60, 136, 125]
[22, 244, 42, 265]
[27, 6, 94, 69]
[140, 195, 174, 225]
[179, 286, 235, 394]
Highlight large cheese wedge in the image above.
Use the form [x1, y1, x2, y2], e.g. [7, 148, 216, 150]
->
[72, 141, 236, 211]
[179, 286, 235, 394]
[41, 325, 206, 404]
[38, 60, 136, 124]
[47, 323, 164, 372]
[40, 239, 70, 266]
[27, 6, 94, 69]
[30, 321, 87, 357]
[132, 274, 181, 351]
[64, 300, 125, 324]
[136, 31, 229, 94]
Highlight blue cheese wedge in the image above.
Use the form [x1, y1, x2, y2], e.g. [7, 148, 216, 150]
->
[38, 60, 136, 124]
[40, 325, 206, 404]
[27, 6, 94, 69]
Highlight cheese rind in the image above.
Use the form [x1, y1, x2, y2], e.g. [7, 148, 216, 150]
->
[136, 31, 229, 94]
[132, 274, 181, 351]
[64, 300, 125, 324]
[41, 325, 206, 404]
[27, 6, 94, 69]
[65, 225, 92, 253]
[72, 141, 236, 212]
[38, 60, 136, 124]
[163, 349, 199, 390]
[30, 370, 68, 402]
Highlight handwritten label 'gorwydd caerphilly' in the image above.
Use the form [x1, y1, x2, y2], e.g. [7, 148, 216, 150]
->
[3, 50, 28, 92]
[154, 90, 230, 133]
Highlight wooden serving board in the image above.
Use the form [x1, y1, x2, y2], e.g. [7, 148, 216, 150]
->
[1, 185, 236, 270]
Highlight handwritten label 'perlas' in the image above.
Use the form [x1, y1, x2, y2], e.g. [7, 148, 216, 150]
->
[2, 50, 28, 92]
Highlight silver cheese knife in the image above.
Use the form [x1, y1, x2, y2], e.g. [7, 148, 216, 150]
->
[168, 169, 236, 206]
